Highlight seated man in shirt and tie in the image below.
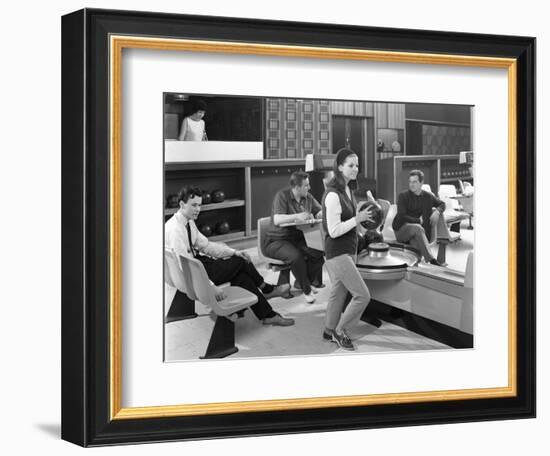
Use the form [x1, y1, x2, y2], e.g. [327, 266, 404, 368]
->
[392, 169, 446, 266]
[165, 186, 294, 326]
[265, 171, 325, 304]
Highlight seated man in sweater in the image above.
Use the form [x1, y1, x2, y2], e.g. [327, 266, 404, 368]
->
[392, 169, 446, 266]
[165, 186, 294, 326]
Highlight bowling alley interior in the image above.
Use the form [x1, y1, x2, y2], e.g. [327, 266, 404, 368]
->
[164, 94, 474, 361]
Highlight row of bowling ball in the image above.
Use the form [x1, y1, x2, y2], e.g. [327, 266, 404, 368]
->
[165, 189, 226, 208]
[197, 206, 379, 237]
[197, 203, 380, 236]
[198, 220, 231, 236]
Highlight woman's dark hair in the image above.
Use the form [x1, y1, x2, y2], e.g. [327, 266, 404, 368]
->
[177, 186, 203, 204]
[190, 99, 207, 114]
[328, 148, 358, 192]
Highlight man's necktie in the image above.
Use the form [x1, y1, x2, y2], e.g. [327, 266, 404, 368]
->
[186, 222, 195, 257]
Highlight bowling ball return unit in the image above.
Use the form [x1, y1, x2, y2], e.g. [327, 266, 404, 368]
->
[356, 242, 473, 348]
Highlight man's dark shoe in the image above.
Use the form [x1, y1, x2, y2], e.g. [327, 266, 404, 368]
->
[263, 313, 295, 326]
[263, 283, 291, 299]
[294, 280, 322, 294]
[429, 259, 443, 266]
[364, 315, 382, 328]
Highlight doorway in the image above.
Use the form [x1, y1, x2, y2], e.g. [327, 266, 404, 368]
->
[332, 115, 374, 179]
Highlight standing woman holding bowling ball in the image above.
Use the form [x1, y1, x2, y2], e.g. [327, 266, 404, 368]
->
[321, 148, 376, 351]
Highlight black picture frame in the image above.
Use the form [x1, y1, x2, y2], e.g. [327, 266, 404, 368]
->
[61, 8, 535, 447]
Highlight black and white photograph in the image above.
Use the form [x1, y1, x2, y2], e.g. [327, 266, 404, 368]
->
[163, 93, 475, 361]
[0, 0, 537, 452]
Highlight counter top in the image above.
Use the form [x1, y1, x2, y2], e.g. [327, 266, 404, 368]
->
[165, 158, 306, 171]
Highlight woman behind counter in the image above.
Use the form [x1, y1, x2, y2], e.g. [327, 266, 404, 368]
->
[321, 148, 375, 351]
[178, 99, 208, 141]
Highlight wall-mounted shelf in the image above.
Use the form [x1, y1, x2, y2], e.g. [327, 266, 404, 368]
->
[164, 198, 245, 216]
[164, 160, 306, 244]
[440, 176, 472, 184]
[208, 231, 246, 243]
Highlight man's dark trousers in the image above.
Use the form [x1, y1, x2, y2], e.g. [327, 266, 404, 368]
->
[197, 255, 274, 320]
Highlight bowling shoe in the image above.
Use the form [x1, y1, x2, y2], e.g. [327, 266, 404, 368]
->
[322, 329, 355, 351]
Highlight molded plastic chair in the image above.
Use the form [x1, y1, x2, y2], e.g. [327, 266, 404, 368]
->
[164, 248, 196, 299]
[180, 255, 258, 359]
[183, 255, 258, 317]
[164, 248, 198, 322]
[165, 249, 258, 359]
[164, 250, 258, 358]
[457, 180, 474, 229]
[381, 204, 398, 242]
[423, 184, 466, 241]
[257, 217, 293, 296]
[374, 198, 390, 236]
[438, 184, 470, 228]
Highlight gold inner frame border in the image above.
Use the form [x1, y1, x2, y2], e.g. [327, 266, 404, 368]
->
[109, 35, 517, 420]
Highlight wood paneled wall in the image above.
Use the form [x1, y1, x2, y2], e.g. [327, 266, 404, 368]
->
[331, 101, 374, 117]
[422, 125, 471, 155]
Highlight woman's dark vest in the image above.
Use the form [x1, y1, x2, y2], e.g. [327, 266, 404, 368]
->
[322, 186, 358, 260]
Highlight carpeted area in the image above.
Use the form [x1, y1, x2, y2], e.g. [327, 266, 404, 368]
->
[164, 223, 473, 362]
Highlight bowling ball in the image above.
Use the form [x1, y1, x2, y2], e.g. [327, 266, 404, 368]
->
[364, 230, 384, 246]
[201, 191, 212, 205]
[357, 201, 384, 230]
[198, 223, 213, 237]
[215, 220, 230, 235]
[211, 189, 225, 203]
[166, 194, 179, 208]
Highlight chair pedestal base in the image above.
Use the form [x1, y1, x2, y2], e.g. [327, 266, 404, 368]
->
[200, 346, 239, 359]
[436, 240, 449, 266]
[200, 316, 238, 359]
[165, 290, 197, 323]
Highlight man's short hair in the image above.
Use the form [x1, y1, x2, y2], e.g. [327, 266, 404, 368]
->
[409, 169, 424, 182]
[289, 170, 309, 188]
[177, 186, 202, 204]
